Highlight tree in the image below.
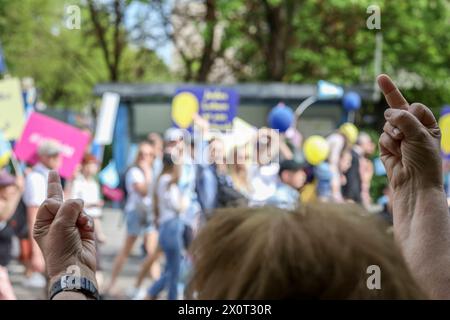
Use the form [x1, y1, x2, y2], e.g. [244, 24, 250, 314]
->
[85, 0, 126, 81]
[0, 0, 173, 109]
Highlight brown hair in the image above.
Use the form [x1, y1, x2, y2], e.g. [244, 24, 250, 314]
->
[187, 203, 426, 299]
[153, 153, 181, 221]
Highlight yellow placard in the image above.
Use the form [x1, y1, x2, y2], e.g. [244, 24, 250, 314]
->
[0, 78, 25, 140]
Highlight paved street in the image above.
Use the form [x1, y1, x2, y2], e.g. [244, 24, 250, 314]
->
[10, 208, 154, 300]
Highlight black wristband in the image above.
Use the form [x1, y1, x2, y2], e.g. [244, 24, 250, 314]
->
[49, 276, 100, 300]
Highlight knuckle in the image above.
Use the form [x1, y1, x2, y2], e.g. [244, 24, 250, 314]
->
[410, 102, 424, 109]
[415, 128, 428, 140]
[51, 217, 66, 229]
[396, 110, 409, 121]
[65, 199, 83, 211]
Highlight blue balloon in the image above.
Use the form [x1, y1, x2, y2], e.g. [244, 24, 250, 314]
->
[342, 91, 361, 111]
[268, 103, 294, 132]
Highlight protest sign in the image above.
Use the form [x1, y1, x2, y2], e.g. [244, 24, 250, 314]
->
[14, 112, 90, 178]
[0, 78, 25, 140]
[172, 87, 239, 130]
[94, 92, 120, 145]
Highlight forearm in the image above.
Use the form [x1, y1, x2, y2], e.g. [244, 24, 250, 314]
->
[393, 185, 450, 299]
[279, 140, 293, 160]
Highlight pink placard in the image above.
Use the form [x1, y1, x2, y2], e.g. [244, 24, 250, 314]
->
[14, 112, 91, 178]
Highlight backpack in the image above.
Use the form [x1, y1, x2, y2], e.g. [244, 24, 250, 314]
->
[117, 168, 130, 200]
[117, 166, 134, 208]
[215, 171, 248, 208]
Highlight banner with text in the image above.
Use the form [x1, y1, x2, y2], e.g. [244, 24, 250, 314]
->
[171, 87, 239, 130]
[14, 112, 90, 178]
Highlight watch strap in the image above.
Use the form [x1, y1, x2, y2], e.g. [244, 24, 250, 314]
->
[49, 276, 100, 300]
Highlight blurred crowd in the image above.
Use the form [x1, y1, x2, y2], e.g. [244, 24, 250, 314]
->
[0, 111, 383, 300]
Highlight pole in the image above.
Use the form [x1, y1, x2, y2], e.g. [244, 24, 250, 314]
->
[373, 32, 383, 102]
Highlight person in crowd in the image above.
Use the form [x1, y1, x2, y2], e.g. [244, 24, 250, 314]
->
[148, 132, 164, 178]
[284, 126, 303, 161]
[128, 129, 214, 300]
[228, 146, 252, 198]
[267, 160, 306, 209]
[210, 138, 248, 209]
[23, 139, 62, 288]
[339, 147, 355, 201]
[67, 154, 105, 242]
[377, 184, 393, 226]
[164, 127, 199, 228]
[195, 139, 218, 217]
[313, 161, 332, 202]
[326, 123, 358, 202]
[127, 131, 190, 299]
[129, 119, 209, 300]
[0, 170, 24, 300]
[355, 132, 376, 208]
[147, 153, 190, 300]
[187, 204, 423, 299]
[248, 128, 281, 206]
[106, 141, 158, 296]
[341, 148, 361, 204]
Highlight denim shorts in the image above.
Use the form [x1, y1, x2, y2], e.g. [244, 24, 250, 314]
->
[159, 218, 184, 251]
[126, 210, 155, 236]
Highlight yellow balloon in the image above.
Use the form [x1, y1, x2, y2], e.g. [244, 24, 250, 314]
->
[439, 114, 450, 154]
[303, 135, 330, 165]
[339, 122, 358, 145]
[171, 92, 199, 128]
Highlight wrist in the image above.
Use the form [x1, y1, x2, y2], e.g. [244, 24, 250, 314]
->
[393, 183, 445, 207]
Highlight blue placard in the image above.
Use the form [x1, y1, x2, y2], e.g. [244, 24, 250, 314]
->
[172, 87, 239, 130]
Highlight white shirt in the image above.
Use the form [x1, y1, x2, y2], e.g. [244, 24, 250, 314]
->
[70, 175, 102, 218]
[157, 174, 184, 225]
[23, 163, 50, 207]
[124, 167, 152, 213]
[248, 163, 280, 206]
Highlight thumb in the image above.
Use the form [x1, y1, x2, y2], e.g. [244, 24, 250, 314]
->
[76, 212, 95, 241]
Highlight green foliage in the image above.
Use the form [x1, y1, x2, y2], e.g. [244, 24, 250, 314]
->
[218, 0, 450, 110]
[0, 0, 448, 113]
[0, 0, 173, 110]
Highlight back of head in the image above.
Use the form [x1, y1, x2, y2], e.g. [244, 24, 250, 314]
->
[188, 204, 425, 299]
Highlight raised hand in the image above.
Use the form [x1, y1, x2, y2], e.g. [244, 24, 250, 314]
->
[377, 74, 442, 192]
[33, 171, 97, 286]
[378, 74, 450, 299]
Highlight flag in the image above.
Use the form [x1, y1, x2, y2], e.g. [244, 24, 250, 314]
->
[99, 161, 120, 189]
[317, 80, 344, 100]
[0, 131, 11, 168]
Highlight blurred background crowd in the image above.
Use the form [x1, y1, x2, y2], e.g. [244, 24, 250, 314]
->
[0, 0, 449, 299]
